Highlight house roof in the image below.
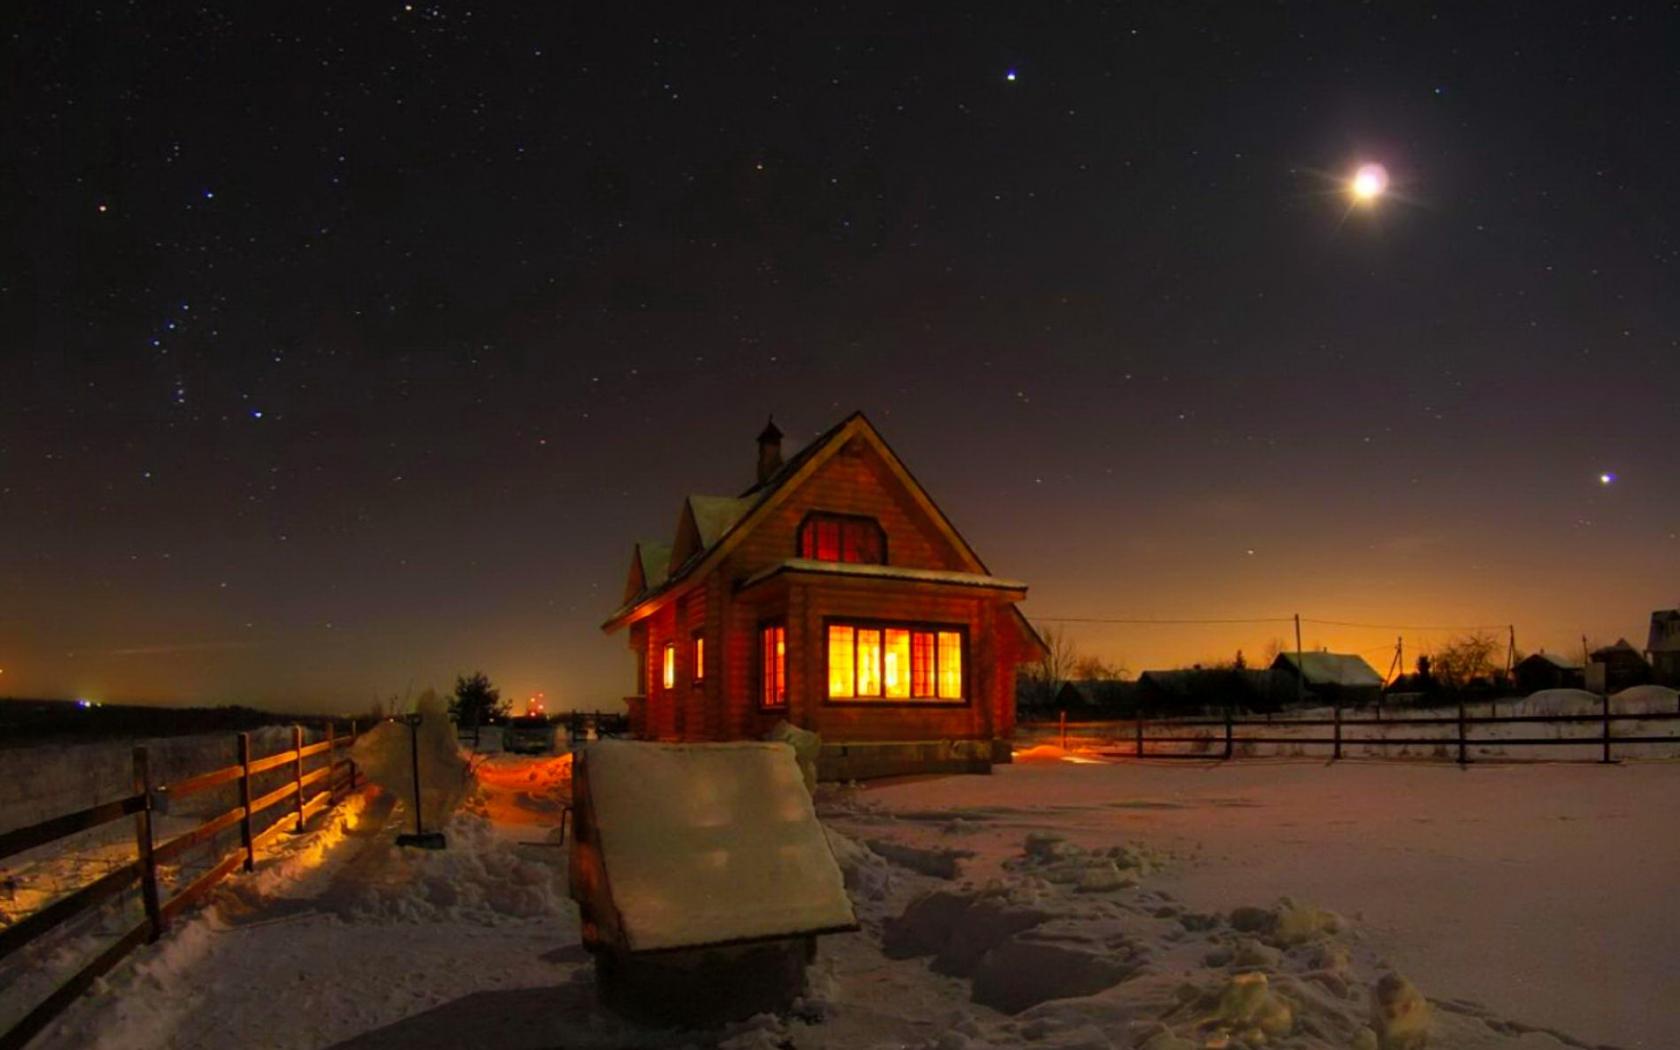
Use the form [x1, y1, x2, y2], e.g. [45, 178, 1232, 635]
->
[603, 413, 1038, 648]
[738, 558, 1027, 594]
[637, 541, 672, 587]
[1647, 610, 1680, 653]
[1517, 650, 1580, 671]
[1591, 638, 1646, 660]
[1270, 651, 1384, 688]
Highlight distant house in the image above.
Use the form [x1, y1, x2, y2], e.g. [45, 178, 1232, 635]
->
[1268, 651, 1384, 707]
[1648, 610, 1680, 686]
[1051, 678, 1139, 715]
[1587, 638, 1651, 694]
[602, 413, 1047, 780]
[1135, 668, 1290, 715]
[1514, 651, 1584, 694]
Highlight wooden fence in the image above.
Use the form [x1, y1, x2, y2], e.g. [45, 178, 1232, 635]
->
[1032, 699, 1680, 765]
[0, 723, 363, 1050]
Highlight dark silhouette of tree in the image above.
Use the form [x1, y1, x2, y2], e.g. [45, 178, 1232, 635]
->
[449, 671, 507, 727]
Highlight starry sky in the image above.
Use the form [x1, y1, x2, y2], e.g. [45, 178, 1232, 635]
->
[5, 3, 1677, 713]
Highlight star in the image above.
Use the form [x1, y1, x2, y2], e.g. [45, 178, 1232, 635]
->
[1598, 472, 1616, 486]
[1349, 163, 1388, 204]
[1004, 69, 1018, 82]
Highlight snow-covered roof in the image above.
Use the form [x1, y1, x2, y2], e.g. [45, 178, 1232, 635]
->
[1270, 651, 1384, 688]
[686, 494, 756, 548]
[739, 558, 1027, 593]
[636, 540, 671, 587]
[576, 741, 856, 952]
[1519, 651, 1580, 671]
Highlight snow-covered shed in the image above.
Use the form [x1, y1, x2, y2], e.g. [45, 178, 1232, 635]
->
[601, 413, 1048, 780]
[1268, 651, 1384, 706]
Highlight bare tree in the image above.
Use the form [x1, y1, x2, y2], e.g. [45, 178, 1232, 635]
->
[1429, 633, 1501, 690]
[1021, 623, 1077, 709]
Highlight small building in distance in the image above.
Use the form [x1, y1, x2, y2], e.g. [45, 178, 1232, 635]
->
[1647, 610, 1680, 686]
[1268, 651, 1384, 708]
[1135, 668, 1291, 715]
[1587, 638, 1651, 694]
[1514, 651, 1585, 694]
[602, 412, 1047, 780]
[1050, 677, 1140, 716]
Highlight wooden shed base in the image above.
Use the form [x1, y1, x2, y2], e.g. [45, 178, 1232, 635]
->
[594, 936, 816, 1026]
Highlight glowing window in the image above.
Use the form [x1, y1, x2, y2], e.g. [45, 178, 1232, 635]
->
[828, 626, 855, 698]
[855, 629, 882, 696]
[760, 623, 786, 708]
[826, 623, 963, 702]
[692, 633, 705, 683]
[937, 632, 963, 699]
[798, 514, 885, 564]
[661, 642, 675, 690]
[883, 629, 911, 698]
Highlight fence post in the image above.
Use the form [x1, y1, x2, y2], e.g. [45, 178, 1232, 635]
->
[1601, 691, 1612, 764]
[326, 722, 337, 802]
[1135, 716, 1144, 758]
[1223, 708, 1233, 760]
[238, 732, 255, 872]
[292, 725, 306, 833]
[1456, 701, 1468, 766]
[1331, 705, 1342, 761]
[132, 747, 162, 942]
[1059, 709, 1067, 751]
[349, 719, 359, 791]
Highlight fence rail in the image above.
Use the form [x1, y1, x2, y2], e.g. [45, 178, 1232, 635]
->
[1030, 699, 1680, 765]
[0, 722, 363, 1050]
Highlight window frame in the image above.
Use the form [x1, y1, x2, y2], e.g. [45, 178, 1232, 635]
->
[758, 618, 788, 710]
[692, 630, 706, 685]
[821, 616, 970, 707]
[795, 511, 888, 566]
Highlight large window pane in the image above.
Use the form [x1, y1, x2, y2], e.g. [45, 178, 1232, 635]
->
[827, 626, 855, 698]
[911, 631, 936, 698]
[662, 642, 675, 689]
[856, 629, 882, 696]
[937, 632, 963, 699]
[884, 629, 911, 698]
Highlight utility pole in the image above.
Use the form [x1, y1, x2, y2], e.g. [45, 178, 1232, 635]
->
[1505, 625, 1517, 680]
[1293, 613, 1305, 705]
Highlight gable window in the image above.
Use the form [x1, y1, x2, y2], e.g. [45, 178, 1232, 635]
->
[760, 622, 787, 708]
[692, 632, 705, 683]
[661, 642, 675, 689]
[798, 513, 885, 565]
[826, 621, 963, 702]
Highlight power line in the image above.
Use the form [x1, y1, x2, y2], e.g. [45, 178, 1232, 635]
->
[1030, 616, 1294, 626]
[1300, 618, 1511, 632]
[1030, 614, 1512, 632]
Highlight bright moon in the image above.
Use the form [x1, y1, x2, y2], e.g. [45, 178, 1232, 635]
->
[1350, 163, 1389, 203]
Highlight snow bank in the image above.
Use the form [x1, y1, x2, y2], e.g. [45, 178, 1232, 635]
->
[1611, 684, 1680, 714]
[351, 692, 471, 833]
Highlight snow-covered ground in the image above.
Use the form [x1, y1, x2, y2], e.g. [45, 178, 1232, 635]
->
[11, 744, 1674, 1049]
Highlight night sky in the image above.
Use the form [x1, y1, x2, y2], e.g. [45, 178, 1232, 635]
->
[6, 4, 1677, 713]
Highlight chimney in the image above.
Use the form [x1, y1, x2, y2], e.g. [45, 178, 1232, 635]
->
[755, 416, 784, 484]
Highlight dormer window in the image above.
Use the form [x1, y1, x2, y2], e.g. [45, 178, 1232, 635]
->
[798, 513, 885, 564]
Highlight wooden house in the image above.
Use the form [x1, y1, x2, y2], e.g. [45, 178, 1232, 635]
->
[1514, 651, 1584, 694]
[602, 413, 1046, 780]
[1646, 610, 1680, 686]
[1587, 638, 1651, 694]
